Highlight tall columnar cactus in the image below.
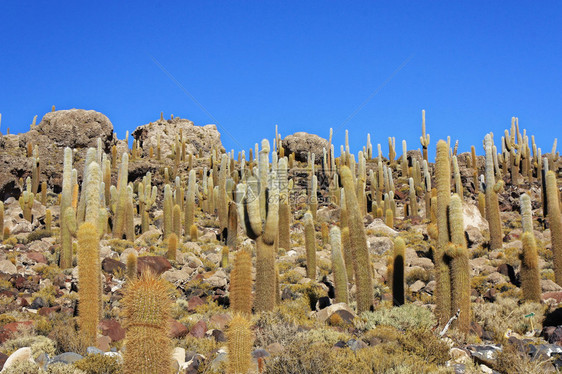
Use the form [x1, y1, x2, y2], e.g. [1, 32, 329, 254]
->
[77, 148, 97, 224]
[304, 212, 317, 280]
[61, 206, 77, 268]
[230, 250, 253, 315]
[392, 237, 405, 306]
[435, 139, 452, 325]
[408, 177, 418, 217]
[546, 171, 562, 285]
[278, 158, 291, 252]
[126, 252, 138, 281]
[0, 201, 4, 241]
[20, 178, 34, 222]
[236, 171, 279, 312]
[218, 154, 229, 235]
[184, 169, 196, 238]
[226, 201, 238, 251]
[340, 166, 373, 313]
[452, 155, 463, 199]
[124, 186, 135, 241]
[446, 194, 471, 333]
[420, 109, 430, 162]
[330, 226, 348, 304]
[520, 232, 541, 302]
[122, 271, 172, 374]
[113, 153, 129, 238]
[172, 204, 182, 240]
[167, 233, 177, 261]
[227, 314, 254, 374]
[339, 189, 354, 283]
[163, 184, 173, 239]
[484, 134, 504, 250]
[77, 222, 100, 345]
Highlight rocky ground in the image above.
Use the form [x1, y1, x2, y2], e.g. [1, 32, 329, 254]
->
[0, 109, 561, 373]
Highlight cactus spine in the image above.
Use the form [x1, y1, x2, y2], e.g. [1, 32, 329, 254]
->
[446, 194, 471, 333]
[227, 314, 254, 374]
[392, 237, 405, 306]
[77, 222, 100, 345]
[167, 233, 177, 261]
[163, 184, 173, 239]
[0, 201, 4, 241]
[184, 169, 196, 238]
[340, 166, 373, 313]
[546, 171, 562, 285]
[229, 250, 253, 315]
[420, 110, 430, 162]
[113, 153, 129, 238]
[122, 271, 172, 374]
[435, 140, 452, 324]
[304, 212, 317, 280]
[484, 134, 504, 250]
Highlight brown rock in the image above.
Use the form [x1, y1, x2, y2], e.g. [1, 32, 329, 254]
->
[26, 252, 47, 264]
[137, 256, 172, 276]
[187, 296, 205, 312]
[209, 313, 232, 330]
[38, 305, 61, 316]
[170, 320, 189, 339]
[99, 319, 126, 342]
[189, 320, 207, 338]
[97, 335, 112, 352]
[102, 258, 126, 274]
[0, 321, 33, 343]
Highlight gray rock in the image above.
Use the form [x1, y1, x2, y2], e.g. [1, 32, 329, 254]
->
[87, 346, 104, 355]
[132, 117, 224, 159]
[35, 109, 114, 149]
[316, 302, 356, 323]
[409, 280, 426, 293]
[49, 352, 84, 365]
[366, 219, 398, 237]
[367, 236, 393, 255]
[0, 259, 17, 274]
[282, 132, 328, 163]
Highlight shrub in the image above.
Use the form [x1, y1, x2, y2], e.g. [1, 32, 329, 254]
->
[357, 303, 436, 331]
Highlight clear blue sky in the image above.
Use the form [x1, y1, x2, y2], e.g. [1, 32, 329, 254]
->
[1, 1, 560, 159]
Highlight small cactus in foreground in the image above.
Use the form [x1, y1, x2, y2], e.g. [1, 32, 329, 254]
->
[122, 271, 173, 374]
[227, 314, 254, 374]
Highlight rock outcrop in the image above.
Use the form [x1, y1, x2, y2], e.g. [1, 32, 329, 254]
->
[282, 132, 328, 163]
[132, 117, 224, 159]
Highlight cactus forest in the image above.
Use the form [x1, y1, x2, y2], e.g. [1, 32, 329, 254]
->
[0, 108, 561, 374]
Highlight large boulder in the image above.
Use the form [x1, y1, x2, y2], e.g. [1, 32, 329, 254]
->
[0, 109, 116, 199]
[282, 132, 328, 163]
[34, 109, 114, 150]
[132, 117, 224, 159]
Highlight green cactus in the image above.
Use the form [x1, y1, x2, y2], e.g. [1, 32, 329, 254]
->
[304, 212, 317, 280]
[227, 314, 254, 374]
[330, 226, 348, 304]
[229, 249, 253, 315]
[446, 194, 471, 333]
[77, 222, 100, 345]
[60, 206, 76, 269]
[122, 271, 173, 374]
[126, 252, 138, 281]
[184, 169, 196, 239]
[546, 171, 562, 285]
[167, 233, 178, 261]
[163, 184, 173, 239]
[484, 134, 504, 250]
[340, 166, 373, 313]
[392, 237, 405, 306]
[435, 139, 452, 325]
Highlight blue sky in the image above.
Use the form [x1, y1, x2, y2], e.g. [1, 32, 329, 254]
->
[1, 1, 560, 159]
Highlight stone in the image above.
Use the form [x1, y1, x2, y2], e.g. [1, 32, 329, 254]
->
[172, 347, 186, 367]
[205, 270, 227, 289]
[87, 346, 104, 355]
[543, 292, 562, 303]
[170, 320, 189, 339]
[282, 132, 328, 163]
[162, 268, 191, 284]
[25, 252, 47, 264]
[407, 257, 434, 270]
[266, 343, 284, 355]
[467, 344, 501, 367]
[132, 117, 224, 159]
[465, 226, 485, 247]
[316, 206, 340, 223]
[409, 280, 426, 293]
[463, 202, 488, 232]
[209, 314, 231, 330]
[1, 347, 33, 371]
[134, 229, 161, 248]
[0, 260, 17, 275]
[367, 236, 394, 255]
[29, 297, 47, 309]
[366, 219, 398, 237]
[137, 256, 172, 276]
[99, 319, 126, 342]
[449, 347, 470, 364]
[50, 352, 83, 365]
[485, 272, 506, 285]
[209, 329, 226, 343]
[187, 296, 205, 312]
[34, 109, 114, 149]
[316, 302, 356, 324]
[96, 335, 111, 352]
[102, 258, 126, 274]
[189, 320, 207, 338]
[38, 306, 61, 316]
[542, 279, 562, 292]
